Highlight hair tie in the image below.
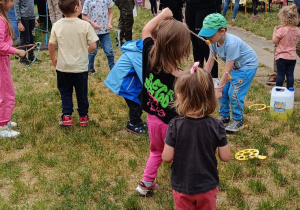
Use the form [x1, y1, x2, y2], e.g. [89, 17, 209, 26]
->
[190, 62, 199, 74]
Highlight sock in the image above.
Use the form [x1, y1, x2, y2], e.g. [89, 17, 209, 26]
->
[143, 180, 153, 187]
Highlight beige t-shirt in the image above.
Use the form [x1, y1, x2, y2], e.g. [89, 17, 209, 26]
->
[49, 18, 99, 73]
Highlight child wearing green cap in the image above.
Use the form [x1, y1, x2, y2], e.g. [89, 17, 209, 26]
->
[199, 13, 258, 132]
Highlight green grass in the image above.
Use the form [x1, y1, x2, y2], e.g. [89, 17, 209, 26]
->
[1, 3, 300, 210]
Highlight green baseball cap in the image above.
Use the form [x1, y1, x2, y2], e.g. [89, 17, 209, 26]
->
[198, 13, 227, 37]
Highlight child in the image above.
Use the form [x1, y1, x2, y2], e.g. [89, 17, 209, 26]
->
[0, 0, 26, 137]
[272, 4, 300, 89]
[48, 0, 62, 24]
[136, 0, 143, 10]
[251, 0, 259, 19]
[135, 8, 191, 196]
[199, 13, 258, 132]
[149, 0, 157, 16]
[48, 0, 98, 126]
[14, 0, 39, 65]
[162, 67, 231, 210]
[104, 39, 146, 134]
[82, 0, 115, 74]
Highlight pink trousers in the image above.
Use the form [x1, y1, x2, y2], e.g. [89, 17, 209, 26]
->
[143, 114, 169, 182]
[0, 56, 15, 126]
[173, 187, 218, 210]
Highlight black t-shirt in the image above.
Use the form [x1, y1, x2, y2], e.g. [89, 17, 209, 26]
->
[140, 37, 178, 124]
[165, 116, 228, 194]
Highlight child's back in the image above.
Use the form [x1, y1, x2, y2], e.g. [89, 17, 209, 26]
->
[50, 18, 98, 72]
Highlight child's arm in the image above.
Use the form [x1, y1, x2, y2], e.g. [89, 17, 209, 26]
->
[142, 7, 173, 40]
[272, 26, 280, 45]
[162, 144, 174, 163]
[48, 43, 57, 68]
[218, 144, 231, 162]
[107, 8, 113, 30]
[215, 60, 234, 99]
[82, 14, 101, 29]
[204, 50, 215, 73]
[14, 0, 25, 31]
[88, 42, 97, 53]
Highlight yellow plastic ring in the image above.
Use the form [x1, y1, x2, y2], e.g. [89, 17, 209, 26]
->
[248, 104, 267, 111]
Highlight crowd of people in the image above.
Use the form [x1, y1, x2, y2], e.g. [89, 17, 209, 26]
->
[1, 0, 300, 209]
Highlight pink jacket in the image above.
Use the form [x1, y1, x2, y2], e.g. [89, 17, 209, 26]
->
[0, 16, 16, 57]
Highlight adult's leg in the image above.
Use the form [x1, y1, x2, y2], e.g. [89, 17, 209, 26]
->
[73, 72, 89, 117]
[88, 38, 100, 70]
[124, 98, 143, 125]
[252, 0, 258, 16]
[122, 11, 134, 42]
[56, 71, 74, 115]
[118, 12, 125, 43]
[28, 19, 36, 59]
[222, 0, 231, 17]
[99, 33, 115, 70]
[232, 0, 240, 19]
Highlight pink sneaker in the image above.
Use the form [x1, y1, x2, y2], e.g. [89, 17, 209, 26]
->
[251, 15, 259, 19]
[136, 181, 158, 196]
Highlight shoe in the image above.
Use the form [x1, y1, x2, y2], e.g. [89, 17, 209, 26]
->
[20, 58, 30, 65]
[232, 18, 236, 22]
[250, 15, 259, 19]
[126, 122, 146, 134]
[88, 68, 96, 75]
[0, 125, 20, 138]
[225, 120, 244, 132]
[136, 181, 158, 196]
[140, 121, 148, 128]
[59, 115, 74, 126]
[7, 121, 17, 127]
[79, 115, 88, 127]
[217, 116, 230, 125]
[266, 73, 277, 85]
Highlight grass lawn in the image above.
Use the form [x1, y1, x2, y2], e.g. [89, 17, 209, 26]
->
[1, 4, 299, 209]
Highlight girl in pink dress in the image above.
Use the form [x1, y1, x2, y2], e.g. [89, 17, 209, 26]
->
[0, 0, 26, 138]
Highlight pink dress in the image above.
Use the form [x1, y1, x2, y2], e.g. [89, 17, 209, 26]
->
[274, 26, 300, 60]
[0, 16, 17, 126]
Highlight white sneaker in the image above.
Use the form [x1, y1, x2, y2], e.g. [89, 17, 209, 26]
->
[7, 121, 17, 127]
[0, 125, 20, 138]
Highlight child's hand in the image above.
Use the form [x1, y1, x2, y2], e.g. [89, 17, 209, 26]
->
[107, 23, 112, 30]
[51, 58, 57, 68]
[160, 8, 173, 19]
[215, 89, 223, 100]
[16, 49, 26, 58]
[35, 20, 39, 27]
[91, 22, 101, 30]
[18, 22, 25, 32]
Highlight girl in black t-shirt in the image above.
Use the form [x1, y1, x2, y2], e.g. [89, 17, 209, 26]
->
[136, 8, 191, 196]
[162, 67, 231, 210]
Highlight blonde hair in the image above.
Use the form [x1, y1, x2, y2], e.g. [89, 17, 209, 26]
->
[149, 19, 191, 74]
[173, 68, 217, 117]
[278, 4, 299, 26]
[0, 0, 14, 37]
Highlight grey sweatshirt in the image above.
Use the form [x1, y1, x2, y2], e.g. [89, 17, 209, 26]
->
[14, 0, 36, 22]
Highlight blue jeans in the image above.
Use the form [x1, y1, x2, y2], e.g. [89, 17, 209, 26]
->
[8, 7, 19, 39]
[223, 0, 240, 19]
[88, 33, 115, 70]
[219, 68, 257, 120]
[276, 58, 296, 89]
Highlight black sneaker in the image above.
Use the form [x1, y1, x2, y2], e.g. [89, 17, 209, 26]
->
[20, 58, 30, 65]
[217, 116, 230, 125]
[126, 122, 146, 134]
[88, 68, 96, 75]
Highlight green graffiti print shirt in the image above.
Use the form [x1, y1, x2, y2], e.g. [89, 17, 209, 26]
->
[140, 37, 178, 124]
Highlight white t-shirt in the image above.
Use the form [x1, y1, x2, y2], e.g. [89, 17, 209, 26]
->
[49, 18, 99, 73]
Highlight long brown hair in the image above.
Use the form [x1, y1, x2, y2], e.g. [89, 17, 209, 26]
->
[149, 19, 191, 74]
[173, 68, 217, 117]
[0, 0, 14, 37]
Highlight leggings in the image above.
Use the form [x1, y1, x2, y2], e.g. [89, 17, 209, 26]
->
[252, 0, 259, 16]
[149, 0, 157, 15]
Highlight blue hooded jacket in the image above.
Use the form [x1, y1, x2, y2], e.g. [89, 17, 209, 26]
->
[104, 39, 143, 104]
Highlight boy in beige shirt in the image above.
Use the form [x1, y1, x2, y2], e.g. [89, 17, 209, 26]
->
[49, 0, 98, 127]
